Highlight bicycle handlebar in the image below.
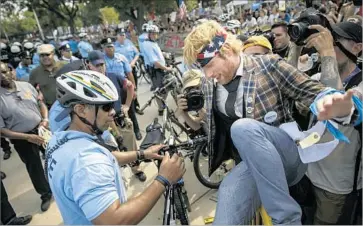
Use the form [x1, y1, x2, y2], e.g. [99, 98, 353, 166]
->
[159, 136, 208, 155]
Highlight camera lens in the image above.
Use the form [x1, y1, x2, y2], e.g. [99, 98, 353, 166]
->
[288, 22, 309, 43]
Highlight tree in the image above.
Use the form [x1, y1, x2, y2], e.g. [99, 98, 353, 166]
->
[20, 11, 38, 32]
[99, 7, 120, 26]
[185, 0, 198, 11]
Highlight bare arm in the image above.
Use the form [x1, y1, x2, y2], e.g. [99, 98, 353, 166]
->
[92, 180, 165, 225]
[319, 55, 343, 89]
[154, 61, 169, 71]
[177, 110, 203, 131]
[111, 151, 139, 165]
[286, 43, 303, 68]
[38, 100, 49, 119]
[126, 72, 136, 88]
[124, 80, 134, 108]
[1, 128, 28, 140]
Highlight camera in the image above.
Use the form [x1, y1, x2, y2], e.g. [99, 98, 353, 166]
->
[263, 32, 275, 49]
[288, 8, 330, 46]
[184, 87, 204, 112]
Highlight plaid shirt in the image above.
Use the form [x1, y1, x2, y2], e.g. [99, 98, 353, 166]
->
[202, 54, 331, 162]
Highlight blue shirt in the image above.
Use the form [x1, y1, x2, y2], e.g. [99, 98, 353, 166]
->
[138, 33, 148, 57]
[46, 130, 127, 225]
[106, 72, 126, 113]
[143, 40, 165, 67]
[78, 41, 93, 58]
[114, 39, 139, 63]
[32, 53, 40, 66]
[68, 40, 79, 53]
[15, 63, 36, 82]
[104, 53, 132, 78]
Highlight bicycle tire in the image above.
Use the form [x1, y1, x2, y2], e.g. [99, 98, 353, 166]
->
[174, 187, 189, 225]
[193, 142, 221, 189]
[143, 72, 151, 84]
[182, 190, 192, 213]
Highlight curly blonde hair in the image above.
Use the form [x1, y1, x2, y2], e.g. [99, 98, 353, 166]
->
[183, 20, 242, 67]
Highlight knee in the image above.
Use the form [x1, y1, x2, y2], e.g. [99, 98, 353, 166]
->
[230, 118, 263, 141]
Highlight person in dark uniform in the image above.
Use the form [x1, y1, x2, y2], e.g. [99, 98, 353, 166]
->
[1, 180, 32, 225]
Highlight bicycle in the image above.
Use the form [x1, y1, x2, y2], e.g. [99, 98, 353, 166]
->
[157, 135, 208, 225]
[135, 57, 151, 84]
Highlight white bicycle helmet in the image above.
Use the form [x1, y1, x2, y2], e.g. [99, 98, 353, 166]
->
[56, 70, 118, 107]
[10, 45, 21, 53]
[218, 14, 229, 22]
[142, 23, 150, 32]
[23, 42, 34, 50]
[13, 41, 22, 47]
[0, 43, 7, 50]
[227, 19, 241, 28]
[147, 25, 159, 33]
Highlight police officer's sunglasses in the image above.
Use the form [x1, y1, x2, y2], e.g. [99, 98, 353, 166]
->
[97, 102, 115, 112]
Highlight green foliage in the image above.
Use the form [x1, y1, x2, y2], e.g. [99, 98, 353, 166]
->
[99, 6, 120, 25]
[185, 0, 198, 11]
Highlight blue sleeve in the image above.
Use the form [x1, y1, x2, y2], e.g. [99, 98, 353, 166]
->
[15, 68, 22, 79]
[71, 161, 119, 221]
[122, 60, 132, 74]
[144, 44, 158, 65]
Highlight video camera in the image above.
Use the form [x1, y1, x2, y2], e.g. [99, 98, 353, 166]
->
[184, 87, 204, 112]
[288, 8, 331, 46]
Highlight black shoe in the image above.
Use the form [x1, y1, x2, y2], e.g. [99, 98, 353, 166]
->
[3, 151, 11, 160]
[7, 215, 32, 225]
[134, 171, 147, 182]
[41, 196, 52, 212]
[135, 132, 143, 141]
[158, 110, 164, 116]
[136, 108, 144, 115]
[1, 171, 6, 180]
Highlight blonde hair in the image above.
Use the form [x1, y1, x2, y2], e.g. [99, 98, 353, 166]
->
[183, 20, 242, 66]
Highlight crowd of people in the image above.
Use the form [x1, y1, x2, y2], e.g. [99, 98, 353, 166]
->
[1, 0, 363, 225]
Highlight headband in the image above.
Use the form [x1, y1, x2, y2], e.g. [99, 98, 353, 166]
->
[196, 32, 227, 67]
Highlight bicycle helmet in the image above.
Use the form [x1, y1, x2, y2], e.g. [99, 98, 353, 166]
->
[23, 42, 34, 51]
[142, 23, 150, 32]
[56, 70, 119, 135]
[218, 14, 229, 22]
[56, 70, 118, 107]
[13, 41, 22, 47]
[0, 42, 7, 50]
[147, 25, 159, 33]
[10, 45, 21, 54]
[227, 19, 241, 28]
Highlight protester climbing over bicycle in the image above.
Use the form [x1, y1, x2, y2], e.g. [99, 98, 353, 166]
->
[45, 70, 186, 225]
[182, 20, 362, 225]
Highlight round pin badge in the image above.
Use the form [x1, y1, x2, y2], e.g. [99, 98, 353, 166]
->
[264, 111, 277, 124]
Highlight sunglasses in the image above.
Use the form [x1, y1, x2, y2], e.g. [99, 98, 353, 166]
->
[25, 57, 32, 60]
[94, 63, 105, 68]
[40, 53, 51, 57]
[98, 102, 115, 112]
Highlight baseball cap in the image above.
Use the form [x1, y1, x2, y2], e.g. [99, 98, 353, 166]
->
[87, 50, 105, 65]
[38, 44, 55, 54]
[242, 36, 272, 52]
[100, 37, 115, 47]
[182, 69, 202, 91]
[59, 41, 71, 51]
[332, 21, 362, 43]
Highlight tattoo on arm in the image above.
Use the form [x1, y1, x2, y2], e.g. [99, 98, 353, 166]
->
[320, 56, 343, 90]
[286, 43, 303, 67]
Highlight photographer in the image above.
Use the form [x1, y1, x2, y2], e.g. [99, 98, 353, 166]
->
[271, 22, 292, 59]
[176, 69, 206, 131]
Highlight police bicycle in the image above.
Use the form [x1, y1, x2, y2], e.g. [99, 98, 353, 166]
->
[135, 56, 151, 84]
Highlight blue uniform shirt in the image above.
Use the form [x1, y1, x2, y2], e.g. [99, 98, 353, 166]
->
[46, 130, 127, 225]
[78, 41, 93, 58]
[104, 53, 132, 79]
[114, 39, 139, 63]
[68, 40, 79, 54]
[15, 63, 36, 82]
[106, 72, 126, 114]
[32, 53, 40, 66]
[143, 40, 165, 68]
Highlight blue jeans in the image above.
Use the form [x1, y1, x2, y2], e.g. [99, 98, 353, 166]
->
[214, 118, 307, 225]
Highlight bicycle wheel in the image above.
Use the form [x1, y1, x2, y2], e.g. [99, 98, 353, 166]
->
[135, 61, 142, 79]
[193, 142, 234, 189]
[174, 187, 189, 225]
[143, 70, 152, 84]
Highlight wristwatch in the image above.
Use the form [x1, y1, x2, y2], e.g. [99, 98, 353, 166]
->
[138, 150, 145, 161]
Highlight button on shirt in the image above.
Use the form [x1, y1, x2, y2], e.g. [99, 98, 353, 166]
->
[114, 39, 139, 63]
[0, 81, 41, 132]
[216, 56, 244, 117]
[143, 40, 165, 68]
[16, 62, 36, 82]
[77, 41, 93, 58]
[104, 53, 132, 79]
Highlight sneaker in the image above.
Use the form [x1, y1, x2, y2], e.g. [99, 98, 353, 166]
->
[134, 171, 147, 182]
[40, 196, 52, 212]
[3, 151, 11, 160]
[7, 215, 32, 225]
[136, 108, 144, 115]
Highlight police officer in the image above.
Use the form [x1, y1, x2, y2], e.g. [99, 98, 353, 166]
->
[101, 37, 142, 140]
[15, 51, 36, 82]
[143, 25, 173, 115]
[77, 33, 93, 59]
[100, 38, 146, 181]
[9, 44, 22, 68]
[115, 28, 142, 114]
[59, 41, 79, 63]
[0, 42, 10, 63]
[138, 23, 150, 67]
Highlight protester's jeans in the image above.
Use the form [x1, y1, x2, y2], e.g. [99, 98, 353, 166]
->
[214, 118, 307, 225]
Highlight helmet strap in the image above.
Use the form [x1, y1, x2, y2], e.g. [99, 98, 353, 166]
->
[75, 106, 104, 135]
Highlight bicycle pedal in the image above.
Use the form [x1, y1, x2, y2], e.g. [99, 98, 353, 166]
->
[204, 217, 214, 224]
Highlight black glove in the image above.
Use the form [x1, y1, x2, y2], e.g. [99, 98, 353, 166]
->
[116, 136, 127, 152]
